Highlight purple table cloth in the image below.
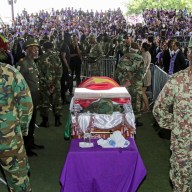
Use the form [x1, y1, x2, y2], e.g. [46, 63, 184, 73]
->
[60, 138, 146, 192]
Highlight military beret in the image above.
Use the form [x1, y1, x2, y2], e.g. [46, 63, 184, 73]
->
[43, 41, 53, 50]
[23, 38, 39, 50]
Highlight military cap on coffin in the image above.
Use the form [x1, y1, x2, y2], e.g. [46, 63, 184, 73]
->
[188, 36, 192, 48]
[117, 35, 123, 42]
[23, 38, 39, 50]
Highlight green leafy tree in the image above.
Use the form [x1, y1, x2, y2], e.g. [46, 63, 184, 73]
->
[125, 0, 192, 15]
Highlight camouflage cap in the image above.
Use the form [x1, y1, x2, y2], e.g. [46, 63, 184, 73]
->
[188, 36, 192, 48]
[23, 38, 39, 50]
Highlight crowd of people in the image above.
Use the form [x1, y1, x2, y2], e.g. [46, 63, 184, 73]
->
[143, 8, 192, 39]
[0, 6, 192, 192]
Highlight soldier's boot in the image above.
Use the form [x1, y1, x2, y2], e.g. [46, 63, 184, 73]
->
[38, 116, 49, 128]
[55, 115, 62, 127]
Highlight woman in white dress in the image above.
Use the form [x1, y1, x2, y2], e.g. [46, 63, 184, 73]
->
[141, 42, 152, 112]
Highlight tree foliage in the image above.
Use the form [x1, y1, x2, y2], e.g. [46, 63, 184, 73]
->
[124, 0, 192, 15]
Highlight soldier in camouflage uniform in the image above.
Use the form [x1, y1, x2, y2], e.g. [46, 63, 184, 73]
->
[88, 34, 104, 76]
[0, 62, 33, 192]
[115, 42, 145, 114]
[101, 33, 112, 57]
[153, 40, 192, 192]
[80, 34, 91, 58]
[38, 41, 63, 127]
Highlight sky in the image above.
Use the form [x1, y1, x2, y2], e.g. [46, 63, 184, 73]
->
[0, 0, 126, 23]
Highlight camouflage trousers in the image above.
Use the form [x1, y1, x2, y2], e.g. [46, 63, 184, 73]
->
[170, 134, 192, 192]
[127, 85, 142, 113]
[39, 89, 62, 117]
[0, 136, 31, 192]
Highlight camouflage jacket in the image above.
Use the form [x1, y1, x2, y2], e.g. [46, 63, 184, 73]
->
[115, 52, 145, 88]
[153, 67, 192, 137]
[37, 50, 62, 91]
[89, 43, 104, 60]
[17, 56, 40, 93]
[0, 63, 33, 150]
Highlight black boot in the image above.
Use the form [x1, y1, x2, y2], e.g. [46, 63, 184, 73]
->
[55, 115, 62, 127]
[26, 149, 38, 157]
[38, 116, 49, 127]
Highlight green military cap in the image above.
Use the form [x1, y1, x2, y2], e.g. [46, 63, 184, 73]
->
[23, 38, 39, 50]
[188, 36, 192, 48]
[97, 99, 113, 114]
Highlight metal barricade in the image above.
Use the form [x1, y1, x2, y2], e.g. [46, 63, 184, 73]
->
[81, 57, 116, 79]
[151, 64, 170, 103]
[171, 35, 190, 48]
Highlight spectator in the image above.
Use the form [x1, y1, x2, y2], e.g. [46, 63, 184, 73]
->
[168, 41, 187, 75]
[60, 35, 72, 104]
[141, 42, 151, 112]
[162, 39, 174, 73]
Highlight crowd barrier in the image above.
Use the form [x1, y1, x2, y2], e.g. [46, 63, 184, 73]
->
[149, 64, 170, 104]
[171, 35, 190, 48]
[81, 56, 116, 79]
[81, 57, 186, 105]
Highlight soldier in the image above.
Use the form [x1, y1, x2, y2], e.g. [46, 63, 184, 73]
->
[153, 39, 192, 192]
[88, 34, 104, 76]
[80, 33, 91, 57]
[115, 42, 145, 126]
[89, 34, 104, 62]
[17, 38, 44, 157]
[38, 41, 63, 127]
[114, 35, 124, 66]
[0, 62, 33, 192]
[122, 33, 132, 55]
[101, 33, 113, 57]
